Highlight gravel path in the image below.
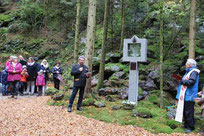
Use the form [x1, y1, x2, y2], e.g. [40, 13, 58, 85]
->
[0, 96, 201, 136]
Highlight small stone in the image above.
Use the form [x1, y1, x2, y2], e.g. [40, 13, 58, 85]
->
[112, 105, 121, 110]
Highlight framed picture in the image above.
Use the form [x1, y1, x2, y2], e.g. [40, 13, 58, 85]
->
[123, 35, 147, 62]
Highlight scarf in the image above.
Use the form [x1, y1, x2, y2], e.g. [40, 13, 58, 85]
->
[12, 62, 17, 67]
[28, 62, 35, 66]
[41, 62, 49, 69]
[55, 66, 60, 69]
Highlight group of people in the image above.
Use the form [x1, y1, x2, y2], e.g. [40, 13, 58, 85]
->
[0, 55, 202, 134]
[0, 55, 63, 98]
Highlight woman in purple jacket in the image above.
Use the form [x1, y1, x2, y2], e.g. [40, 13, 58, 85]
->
[7, 56, 22, 99]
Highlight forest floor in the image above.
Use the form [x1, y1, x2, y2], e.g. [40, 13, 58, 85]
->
[0, 96, 202, 136]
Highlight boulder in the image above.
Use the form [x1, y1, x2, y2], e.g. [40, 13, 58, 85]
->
[98, 88, 107, 96]
[106, 88, 118, 95]
[52, 94, 64, 101]
[97, 87, 118, 96]
[106, 53, 122, 63]
[103, 80, 111, 87]
[148, 68, 160, 80]
[94, 101, 106, 108]
[138, 95, 145, 101]
[119, 87, 128, 99]
[45, 87, 59, 96]
[110, 80, 121, 87]
[144, 79, 157, 91]
[123, 104, 135, 110]
[139, 80, 146, 90]
[131, 111, 153, 118]
[111, 71, 126, 80]
[112, 105, 121, 110]
[106, 96, 115, 102]
[105, 65, 121, 73]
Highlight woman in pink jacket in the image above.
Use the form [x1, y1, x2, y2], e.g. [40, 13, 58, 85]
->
[7, 56, 22, 99]
[36, 70, 45, 96]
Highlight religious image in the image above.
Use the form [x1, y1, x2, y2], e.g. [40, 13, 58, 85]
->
[128, 43, 141, 57]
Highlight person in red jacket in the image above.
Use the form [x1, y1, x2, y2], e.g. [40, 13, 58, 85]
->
[19, 65, 29, 96]
[36, 70, 45, 96]
[7, 56, 22, 99]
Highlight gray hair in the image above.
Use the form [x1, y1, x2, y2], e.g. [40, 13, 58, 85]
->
[186, 59, 197, 67]
[78, 55, 85, 60]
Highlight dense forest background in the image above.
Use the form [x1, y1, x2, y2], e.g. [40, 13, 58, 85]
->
[0, 0, 204, 134]
[0, 0, 203, 87]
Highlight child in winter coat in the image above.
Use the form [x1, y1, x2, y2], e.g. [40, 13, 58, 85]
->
[36, 70, 45, 96]
[0, 69, 9, 96]
[19, 65, 29, 95]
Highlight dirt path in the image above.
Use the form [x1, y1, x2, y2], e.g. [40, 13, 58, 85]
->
[0, 96, 201, 136]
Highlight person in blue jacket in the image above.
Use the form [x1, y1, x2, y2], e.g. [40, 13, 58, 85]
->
[176, 59, 200, 133]
[68, 56, 91, 112]
[0, 68, 9, 96]
[52, 62, 62, 90]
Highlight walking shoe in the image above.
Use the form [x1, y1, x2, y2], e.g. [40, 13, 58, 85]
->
[68, 107, 72, 112]
[185, 129, 192, 134]
[77, 107, 82, 111]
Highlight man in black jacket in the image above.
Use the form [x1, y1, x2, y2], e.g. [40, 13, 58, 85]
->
[68, 56, 91, 112]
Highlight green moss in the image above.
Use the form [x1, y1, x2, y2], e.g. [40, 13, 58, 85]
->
[0, 14, 12, 22]
[109, 76, 119, 81]
[148, 95, 159, 105]
[105, 63, 129, 74]
[166, 120, 181, 129]
[45, 87, 59, 96]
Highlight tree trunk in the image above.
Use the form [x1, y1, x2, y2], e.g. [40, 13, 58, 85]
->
[119, 0, 126, 51]
[74, 0, 81, 63]
[96, 0, 109, 90]
[189, 0, 196, 59]
[84, 0, 97, 94]
[159, 1, 164, 109]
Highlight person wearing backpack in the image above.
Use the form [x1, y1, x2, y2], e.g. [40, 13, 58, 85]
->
[0, 68, 9, 96]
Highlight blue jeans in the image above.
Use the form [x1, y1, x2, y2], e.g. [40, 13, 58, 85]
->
[68, 86, 85, 108]
[2, 84, 8, 95]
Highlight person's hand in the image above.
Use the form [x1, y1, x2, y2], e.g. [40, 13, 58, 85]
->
[86, 72, 92, 77]
[198, 91, 203, 97]
[56, 71, 59, 73]
[79, 67, 83, 72]
[13, 70, 16, 73]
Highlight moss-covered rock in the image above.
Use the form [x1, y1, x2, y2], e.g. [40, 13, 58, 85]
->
[132, 107, 153, 118]
[45, 87, 59, 96]
[82, 97, 95, 106]
[51, 91, 64, 101]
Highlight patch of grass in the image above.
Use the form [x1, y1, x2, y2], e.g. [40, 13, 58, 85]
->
[47, 88, 202, 134]
[74, 99, 202, 134]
